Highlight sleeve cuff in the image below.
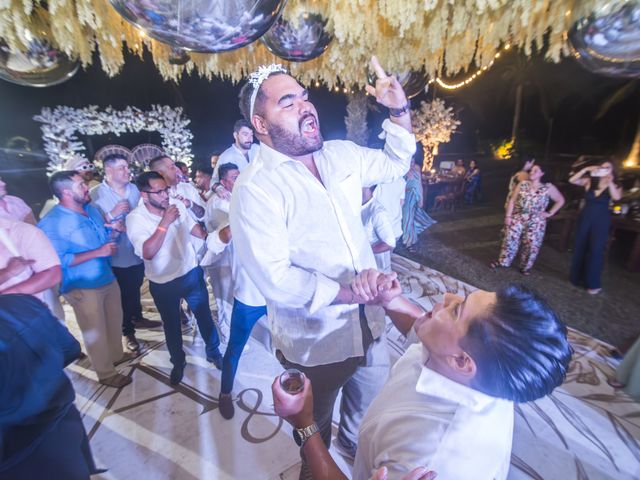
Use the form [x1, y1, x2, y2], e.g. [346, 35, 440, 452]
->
[309, 273, 341, 315]
[381, 118, 416, 159]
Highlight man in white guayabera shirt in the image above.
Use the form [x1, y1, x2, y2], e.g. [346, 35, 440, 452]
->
[272, 277, 572, 480]
[229, 57, 415, 465]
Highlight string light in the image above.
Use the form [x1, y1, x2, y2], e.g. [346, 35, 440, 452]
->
[432, 43, 511, 90]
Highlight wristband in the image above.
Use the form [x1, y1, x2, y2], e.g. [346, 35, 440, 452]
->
[388, 100, 411, 117]
[157, 226, 167, 233]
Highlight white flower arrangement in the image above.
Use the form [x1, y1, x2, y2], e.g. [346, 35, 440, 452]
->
[412, 99, 461, 171]
[34, 105, 194, 175]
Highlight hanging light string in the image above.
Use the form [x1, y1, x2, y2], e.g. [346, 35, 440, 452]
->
[431, 43, 512, 90]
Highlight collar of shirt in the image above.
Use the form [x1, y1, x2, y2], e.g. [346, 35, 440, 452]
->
[416, 346, 501, 412]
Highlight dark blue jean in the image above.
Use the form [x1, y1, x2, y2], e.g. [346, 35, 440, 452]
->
[220, 299, 267, 394]
[149, 266, 220, 366]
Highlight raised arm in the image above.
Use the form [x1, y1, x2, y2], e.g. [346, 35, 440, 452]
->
[568, 166, 594, 188]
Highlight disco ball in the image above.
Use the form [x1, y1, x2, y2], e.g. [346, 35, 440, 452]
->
[168, 47, 190, 65]
[367, 69, 428, 99]
[0, 39, 79, 87]
[261, 12, 332, 62]
[568, 1, 640, 78]
[109, 0, 287, 53]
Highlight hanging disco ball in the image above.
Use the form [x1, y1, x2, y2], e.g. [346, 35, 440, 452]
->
[0, 39, 79, 87]
[568, 0, 640, 78]
[367, 68, 428, 99]
[168, 47, 191, 65]
[261, 12, 332, 62]
[109, 0, 287, 53]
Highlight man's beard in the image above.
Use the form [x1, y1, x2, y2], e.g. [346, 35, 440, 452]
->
[72, 192, 89, 205]
[267, 117, 323, 157]
[148, 196, 168, 211]
[240, 140, 253, 150]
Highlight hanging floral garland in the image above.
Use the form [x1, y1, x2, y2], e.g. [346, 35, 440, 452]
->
[33, 104, 194, 175]
[0, 1, 602, 88]
[412, 99, 461, 171]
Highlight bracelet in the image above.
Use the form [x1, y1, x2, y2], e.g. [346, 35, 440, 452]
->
[388, 100, 411, 117]
[157, 226, 167, 233]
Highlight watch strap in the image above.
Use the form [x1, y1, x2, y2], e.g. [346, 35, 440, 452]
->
[388, 100, 411, 117]
[294, 422, 319, 447]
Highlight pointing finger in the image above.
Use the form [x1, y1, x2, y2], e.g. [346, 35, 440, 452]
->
[370, 55, 388, 79]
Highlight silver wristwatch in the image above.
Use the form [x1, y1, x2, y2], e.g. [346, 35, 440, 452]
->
[293, 422, 319, 447]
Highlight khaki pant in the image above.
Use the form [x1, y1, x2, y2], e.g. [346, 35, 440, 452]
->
[63, 281, 123, 380]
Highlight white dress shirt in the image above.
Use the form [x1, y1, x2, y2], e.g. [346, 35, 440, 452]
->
[172, 182, 205, 220]
[212, 143, 260, 181]
[361, 197, 396, 273]
[126, 201, 198, 284]
[354, 343, 514, 480]
[230, 119, 415, 367]
[204, 195, 265, 307]
[374, 177, 406, 239]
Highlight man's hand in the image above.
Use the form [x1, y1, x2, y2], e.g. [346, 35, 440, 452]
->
[365, 56, 409, 110]
[351, 269, 402, 307]
[218, 225, 232, 244]
[160, 205, 180, 227]
[110, 200, 130, 218]
[3, 256, 35, 277]
[96, 242, 117, 257]
[215, 185, 231, 200]
[374, 466, 437, 480]
[272, 375, 314, 429]
[105, 219, 126, 233]
[173, 194, 192, 209]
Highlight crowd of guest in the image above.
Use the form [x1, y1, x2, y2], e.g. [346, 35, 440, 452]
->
[0, 60, 585, 480]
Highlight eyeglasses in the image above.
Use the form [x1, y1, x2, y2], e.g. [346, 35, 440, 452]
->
[76, 164, 95, 172]
[144, 187, 170, 196]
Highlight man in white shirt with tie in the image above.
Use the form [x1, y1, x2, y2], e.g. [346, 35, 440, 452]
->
[229, 58, 415, 464]
[272, 279, 572, 480]
[127, 172, 223, 386]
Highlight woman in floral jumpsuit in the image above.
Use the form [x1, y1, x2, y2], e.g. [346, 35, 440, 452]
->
[491, 165, 565, 274]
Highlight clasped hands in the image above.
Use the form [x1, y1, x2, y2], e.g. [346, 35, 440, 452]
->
[350, 268, 402, 307]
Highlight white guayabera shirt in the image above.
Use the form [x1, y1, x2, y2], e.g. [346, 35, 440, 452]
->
[229, 119, 415, 367]
[354, 344, 514, 480]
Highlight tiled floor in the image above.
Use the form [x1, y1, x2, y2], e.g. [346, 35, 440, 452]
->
[62, 255, 640, 479]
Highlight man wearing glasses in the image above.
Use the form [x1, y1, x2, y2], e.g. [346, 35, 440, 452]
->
[127, 172, 223, 386]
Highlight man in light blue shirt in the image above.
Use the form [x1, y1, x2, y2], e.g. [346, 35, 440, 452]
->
[90, 153, 160, 353]
[39, 171, 131, 388]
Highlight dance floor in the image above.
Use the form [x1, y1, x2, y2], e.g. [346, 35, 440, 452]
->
[62, 255, 640, 479]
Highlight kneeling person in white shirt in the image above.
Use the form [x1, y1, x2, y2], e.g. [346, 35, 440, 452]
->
[274, 276, 572, 480]
[127, 172, 223, 386]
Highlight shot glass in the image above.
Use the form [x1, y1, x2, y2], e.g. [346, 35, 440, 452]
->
[279, 368, 305, 395]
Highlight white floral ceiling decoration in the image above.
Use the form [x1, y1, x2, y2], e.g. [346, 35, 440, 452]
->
[0, 1, 601, 88]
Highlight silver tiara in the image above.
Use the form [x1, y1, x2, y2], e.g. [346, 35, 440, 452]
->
[249, 64, 288, 118]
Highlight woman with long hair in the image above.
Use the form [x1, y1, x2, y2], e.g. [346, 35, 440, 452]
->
[569, 160, 622, 294]
[490, 165, 565, 275]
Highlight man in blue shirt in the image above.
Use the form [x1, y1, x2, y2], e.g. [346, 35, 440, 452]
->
[39, 170, 131, 388]
[90, 153, 160, 353]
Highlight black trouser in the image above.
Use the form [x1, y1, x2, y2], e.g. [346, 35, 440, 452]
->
[276, 306, 372, 449]
[112, 263, 145, 336]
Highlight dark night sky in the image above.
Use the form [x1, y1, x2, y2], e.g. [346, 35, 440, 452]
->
[0, 47, 638, 167]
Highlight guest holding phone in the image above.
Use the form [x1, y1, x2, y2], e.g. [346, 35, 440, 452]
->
[569, 160, 622, 294]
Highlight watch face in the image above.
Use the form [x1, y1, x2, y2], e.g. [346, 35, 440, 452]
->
[292, 429, 303, 447]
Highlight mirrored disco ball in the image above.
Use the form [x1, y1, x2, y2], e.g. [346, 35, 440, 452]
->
[569, 1, 640, 78]
[110, 0, 287, 53]
[367, 69, 428, 99]
[261, 12, 332, 62]
[0, 39, 79, 87]
[168, 47, 190, 65]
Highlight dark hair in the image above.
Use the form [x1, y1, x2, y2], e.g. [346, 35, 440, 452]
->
[135, 171, 164, 191]
[238, 72, 287, 122]
[103, 153, 129, 168]
[459, 284, 572, 403]
[590, 159, 619, 191]
[49, 170, 79, 199]
[175, 161, 187, 170]
[218, 162, 239, 181]
[234, 119, 252, 133]
[195, 164, 213, 176]
[148, 155, 170, 171]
